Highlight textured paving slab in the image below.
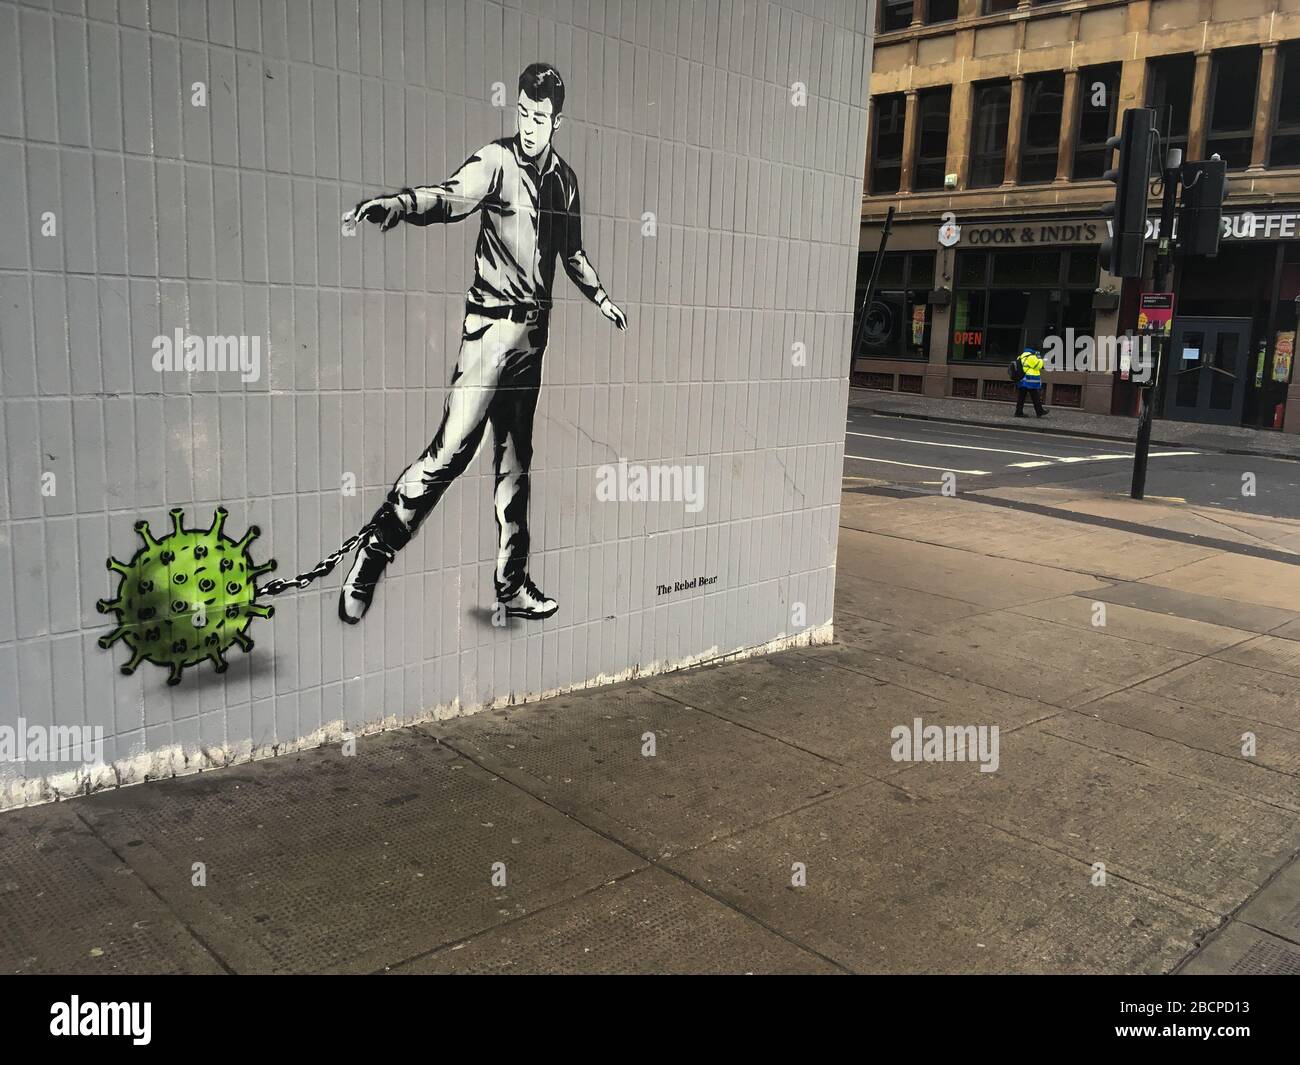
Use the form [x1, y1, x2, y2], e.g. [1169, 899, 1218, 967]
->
[1179, 921, 1300, 975]
[1139, 658, 1300, 732]
[0, 802, 222, 975]
[1009, 594, 1256, 656]
[665, 781, 1210, 974]
[854, 610, 1196, 709]
[904, 723, 1299, 914]
[428, 681, 847, 859]
[76, 729, 642, 974]
[391, 867, 841, 974]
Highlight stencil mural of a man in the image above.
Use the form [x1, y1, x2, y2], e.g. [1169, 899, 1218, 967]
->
[340, 63, 627, 624]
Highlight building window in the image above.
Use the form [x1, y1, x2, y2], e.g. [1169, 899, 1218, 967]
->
[984, 0, 1018, 12]
[1207, 47, 1260, 170]
[869, 94, 907, 195]
[854, 251, 936, 360]
[1020, 72, 1066, 184]
[970, 80, 1012, 189]
[1272, 42, 1300, 167]
[880, 0, 913, 33]
[950, 249, 1098, 363]
[926, 0, 958, 23]
[1147, 54, 1196, 161]
[1073, 63, 1121, 180]
[915, 87, 952, 192]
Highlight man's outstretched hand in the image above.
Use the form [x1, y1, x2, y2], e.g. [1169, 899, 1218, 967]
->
[599, 297, 628, 331]
[347, 194, 407, 232]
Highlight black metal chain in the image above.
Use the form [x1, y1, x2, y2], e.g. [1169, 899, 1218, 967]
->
[257, 523, 374, 597]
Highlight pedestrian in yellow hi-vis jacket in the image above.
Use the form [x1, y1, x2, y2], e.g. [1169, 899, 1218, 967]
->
[1014, 342, 1049, 418]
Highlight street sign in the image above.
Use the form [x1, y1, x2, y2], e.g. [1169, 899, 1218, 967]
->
[1138, 292, 1175, 337]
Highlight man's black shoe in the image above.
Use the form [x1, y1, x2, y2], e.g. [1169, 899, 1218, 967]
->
[338, 531, 396, 624]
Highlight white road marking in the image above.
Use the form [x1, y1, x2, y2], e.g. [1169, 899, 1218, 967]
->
[845, 454, 990, 475]
[845, 430, 1060, 459]
[1009, 460, 1053, 469]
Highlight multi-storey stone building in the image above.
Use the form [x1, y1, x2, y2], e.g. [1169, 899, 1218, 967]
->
[858, 0, 1300, 432]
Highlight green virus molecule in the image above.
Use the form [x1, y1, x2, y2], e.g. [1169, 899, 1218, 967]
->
[97, 507, 277, 686]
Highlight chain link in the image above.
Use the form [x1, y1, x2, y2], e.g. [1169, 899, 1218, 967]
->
[257, 523, 374, 597]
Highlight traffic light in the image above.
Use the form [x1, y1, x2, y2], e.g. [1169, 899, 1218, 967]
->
[1178, 157, 1229, 257]
[1099, 108, 1155, 278]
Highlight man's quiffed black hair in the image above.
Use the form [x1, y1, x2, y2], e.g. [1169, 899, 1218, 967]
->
[519, 62, 565, 115]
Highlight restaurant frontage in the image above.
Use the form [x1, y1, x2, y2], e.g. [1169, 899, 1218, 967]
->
[854, 207, 1300, 433]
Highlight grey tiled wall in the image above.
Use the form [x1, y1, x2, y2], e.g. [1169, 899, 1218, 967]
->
[0, 0, 871, 804]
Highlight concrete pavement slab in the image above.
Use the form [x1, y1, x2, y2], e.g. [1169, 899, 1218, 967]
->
[849, 492, 1218, 581]
[1211, 634, 1300, 678]
[427, 683, 847, 859]
[833, 571, 989, 632]
[1145, 553, 1300, 613]
[837, 526, 1113, 608]
[389, 866, 842, 974]
[1009, 594, 1257, 657]
[1089, 582, 1300, 634]
[1178, 921, 1300, 975]
[648, 654, 1046, 777]
[904, 724, 1298, 914]
[76, 729, 643, 974]
[1234, 858, 1300, 947]
[1074, 687, 1300, 783]
[854, 610, 1196, 708]
[1041, 709, 1300, 814]
[1139, 658, 1300, 732]
[799, 638, 1063, 727]
[665, 781, 1210, 973]
[0, 802, 223, 975]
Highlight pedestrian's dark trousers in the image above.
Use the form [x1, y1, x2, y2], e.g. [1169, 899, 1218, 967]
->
[1016, 385, 1045, 416]
[370, 307, 547, 600]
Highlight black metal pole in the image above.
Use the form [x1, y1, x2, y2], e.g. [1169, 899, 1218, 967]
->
[852, 205, 895, 369]
[1131, 150, 1179, 500]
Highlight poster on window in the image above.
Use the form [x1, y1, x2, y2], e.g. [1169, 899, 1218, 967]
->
[1275, 331, 1295, 384]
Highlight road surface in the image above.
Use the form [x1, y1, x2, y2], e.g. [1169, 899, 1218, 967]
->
[844, 409, 1300, 520]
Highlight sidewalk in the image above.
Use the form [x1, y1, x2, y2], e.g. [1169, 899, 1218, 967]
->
[3, 486, 1299, 974]
[849, 387, 1300, 461]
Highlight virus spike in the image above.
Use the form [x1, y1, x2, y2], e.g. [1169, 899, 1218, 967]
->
[208, 506, 229, 538]
[98, 624, 129, 649]
[232, 632, 254, 653]
[121, 647, 147, 675]
[237, 524, 262, 550]
[134, 519, 161, 549]
[169, 507, 186, 535]
[206, 648, 229, 673]
[250, 559, 278, 577]
[96, 596, 122, 614]
[247, 603, 275, 619]
[107, 557, 131, 576]
[166, 661, 185, 686]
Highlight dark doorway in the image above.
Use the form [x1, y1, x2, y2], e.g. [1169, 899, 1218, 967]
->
[1164, 317, 1252, 425]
